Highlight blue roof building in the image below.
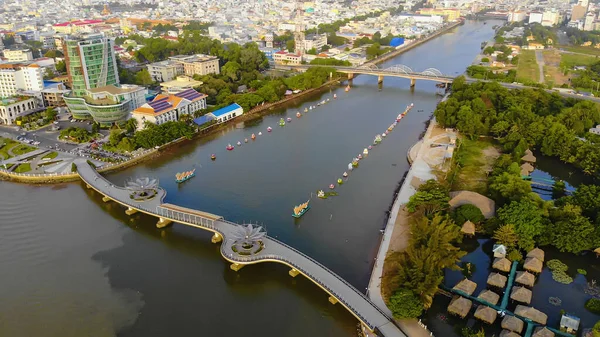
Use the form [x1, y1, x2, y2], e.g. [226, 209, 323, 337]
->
[193, 114, 215, 126]
[210, 103, 244, 123]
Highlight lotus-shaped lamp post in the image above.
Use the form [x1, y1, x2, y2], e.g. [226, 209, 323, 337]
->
[125, 177, 159, 201]
[230, 224, 266, 255]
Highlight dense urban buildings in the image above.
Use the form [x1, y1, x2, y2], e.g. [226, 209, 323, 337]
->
[131, 88, 207, 127]
[0, 63, 44, 98]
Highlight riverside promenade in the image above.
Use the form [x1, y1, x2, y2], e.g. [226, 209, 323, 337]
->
[76, 160, 407, 337]
[366, 117, 441, 337]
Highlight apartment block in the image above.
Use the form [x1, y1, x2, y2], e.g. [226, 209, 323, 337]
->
[168, 54, 220, 77]
[0, 63, 43, 98]
[147, 60, 184, 82]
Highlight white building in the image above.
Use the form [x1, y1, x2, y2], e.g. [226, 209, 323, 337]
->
[0, 63, 44, 98]
[508, 11, 527, 22]
[584, 13, 596, 31]
[131, 88, 207, 128]
[0, 96, 38, 125]
[397, 14, 444, 24]
[529, 12, 543, 24]
[168, 54, 220, 77]
[160, 76, 203, 94]
[303, 34, 328, 52]
[2, 48, 34, 62]
[273, 50, 302, 65]
[147, 60, 184, 82]
[590, 125, 600, 135]
[210, 103, 243, 124]
[542, 10, 560, 27]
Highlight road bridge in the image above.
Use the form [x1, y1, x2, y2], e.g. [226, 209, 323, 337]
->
[75, 160, 406, 337]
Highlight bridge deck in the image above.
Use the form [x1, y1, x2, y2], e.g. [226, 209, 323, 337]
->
[76, 160, 406, 337]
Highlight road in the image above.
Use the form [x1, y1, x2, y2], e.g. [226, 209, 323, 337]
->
[535, 50, 545, 84]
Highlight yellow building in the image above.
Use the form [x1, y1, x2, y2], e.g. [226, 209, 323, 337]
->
[418, 8, 461, 21]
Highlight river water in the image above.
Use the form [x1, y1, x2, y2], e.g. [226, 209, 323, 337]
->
[0, 20, 501, 337]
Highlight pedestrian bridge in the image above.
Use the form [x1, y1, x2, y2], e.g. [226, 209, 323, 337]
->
[76, 160, 406, 337]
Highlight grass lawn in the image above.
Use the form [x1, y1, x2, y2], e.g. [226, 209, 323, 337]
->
[560, 53, 599, 69]
[11, 144, 36, 156]
[448, 138, 500, 195]
[14, 163, 31, 173]
[560, 45, 600, 56]
[0, 137, 17, 160]
[543, 50, 570, 86]
[516, 50, 540, 83]
[41, 152, 58, 160]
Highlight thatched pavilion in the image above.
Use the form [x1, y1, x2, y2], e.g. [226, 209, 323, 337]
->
[500, 330, 521, 337]
[524, 257, 543, 273]
[493, 257, 512, 272]
[532, 327, 555, 337]
[520, 163, 534, 176]
[510, 286, 533, 304]
[501, 315, 524, 334]
[449, 191, 495, 218]
[448, 296, 472, 318]
[594, 247, 600, 257]
[487, 272, 508, 288]
[515, 271, 536, 287]
[527, 248, 545, 262]
[477, 289, 500, 306]
[453, 279, 478, 296]
[474, 305, 498, 324]
[515, 305, 548, 324]
[521, 149, 537, 163]
[461, 220, 476, 236]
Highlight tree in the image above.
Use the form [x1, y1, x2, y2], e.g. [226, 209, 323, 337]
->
[134, 68, 153, 86]
[493, 224, 519, 248]
[43, 68, 54, 80]
[91, 122, 100, 134]
[44, 50, 63, 58]
[117, 137, 137, 152]
[406, 180, 449, 213]
[43, 107, 57, 121]
[222, 61, 241, 81]
[497, 200, 547, 251]
[286, 39, 295, 53]
[109, 129, 125, 146]
[452, 204, 485, 225]
[488, 163, 532, 205]
[55, 60, 66, 74]
[569, 184, 600, 221]
[388, 289, 424, 319]
[125, 118, 138, 134]
[306, 47, 317, 55]
[552, 180, 566, 199]
[483, 46, 495, 55]
[546, 204, 597, 253]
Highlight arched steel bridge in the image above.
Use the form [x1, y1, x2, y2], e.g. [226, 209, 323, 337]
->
[75, 160, 407, 337]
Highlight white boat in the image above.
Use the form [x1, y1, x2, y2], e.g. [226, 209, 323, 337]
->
[244, 138, 248, 143]
[309, 106, 313, 110]
[333, 94, 337, 99]
[343, 171, 348, 177]
[258, 132, 262, 136]
[237, 141, 242, 146]
[348, 163, 353, 170]
[363, 148, 369, 155]
[381, 133, 386, 138]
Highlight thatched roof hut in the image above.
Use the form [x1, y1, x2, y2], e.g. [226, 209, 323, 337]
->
[487, 272, 508, 288]
[500, 330, 521, 337]
[524, 257, 543, 273]
[520, 163, 534, 176]
[511, 286, 533, 304]
[526, 248, 545, 262]
[515, 271, 536, 287]
[477, 289, 500, 306]
[461, 220, 476, 236]
[532, 327, 555, 337]
[521, 150, 537, 163]
[515, 305, 548, 324]
[594, 247, 600, 256]
[493, 244, 507, 258]
[493, 257, 512, 272]
[474, 305, 498, 324]
[453, 279, 478, 296]
[448, 296, 472, 318]
[501, 315, 524, 333]
[449, 191, 495, 219]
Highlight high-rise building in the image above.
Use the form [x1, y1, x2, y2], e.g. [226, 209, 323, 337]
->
[62, 33, 119, 96]
[584, 12, 596, 31]
[0, 63, 44, 98]
[571, 5, 587, 22]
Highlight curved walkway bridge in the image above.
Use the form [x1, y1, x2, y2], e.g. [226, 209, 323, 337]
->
[76, 161, 406, 337]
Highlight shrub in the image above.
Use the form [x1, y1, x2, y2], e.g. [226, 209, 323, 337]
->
[481, 57, 490, 63]
[586, 298, 600, 314]
[388, 289, 424, 319]
[578, 269, 588, 275]
[547, 259, 568, 272]
[507, 249, 523, 263]
[452, 204, 485, 225]
[71, 163, 77, 172]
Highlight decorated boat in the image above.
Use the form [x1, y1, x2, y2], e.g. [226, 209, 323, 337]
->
[337, 178, 343, 185]
[237, 141, 242, 146]
[258, 132, 263, 136]
[368, 145, 373, 150]
[352, 159, 358, 167]
[342, 172, 348, 177]
[268, 126, 273, 132]
[333, 93, 337, 99]
[326, 98, 330, 102]
[244, 138, 248, 143]
[304, 108, 308, 112]
[292, 200, 310, 218]
[309, 106, 313, 110]
[345, 85, 350, 92]
[287, 117, 292, 122]
[382, 132, 387, 137]
[226, 144, 234, 151]
[358, 154, 362, 160]
[211, 154, 216, 160]
[348, 163, 353, 171]
[279, 118, 286, 126]
[175, 169, 196, 183]
[329, 184, 335, 189]
[251, 134, 256, 140]
[296, 112, 301, 118]
[317, 190, 326, 198]
[374, 135, 382, 144]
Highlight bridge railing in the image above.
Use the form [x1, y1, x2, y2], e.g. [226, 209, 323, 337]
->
[155, 206, 221, 233]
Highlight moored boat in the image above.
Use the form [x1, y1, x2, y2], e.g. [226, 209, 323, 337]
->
[244, 138, 248, 143]
[345, 85, 350, 92]
[267, 127, 272, 132]
[342, 171, 348, 177]
[287, 117, 292, 122]
[251, 133, 256, 140]
[309, 106, 313, 110]
[258, 131, 262, 136]
[381, 132, 386, 138]
[226, 144, 234, 150]
[329, 184, 335, 189]
[175, 169, 196, 183]
[211, 154, 216, 160]
[304, 108, 308, 112]
[374, 135, 382, 144]
[292, 200, 310, 218]
[357, 154, 362, 160]
[317, 190, 326, 198]
[296, 112, 301, 118]
[333, 93, 337, 99]
[352, 159, 358, 167]
[348, 163, 353, 170]
[237, 141, 242, 146]
[337, 178, 343, 185]
[279, 118, 286, 126]
[363, 148, 369, 155]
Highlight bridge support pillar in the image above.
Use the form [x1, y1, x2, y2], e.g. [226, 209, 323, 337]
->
[410, 78, 416, 87]
[156, 217, 172, 228]
[347, 73, 354, 80]
[125, 207, 138, 216]
[86, 184, 92, 189]
[230, 263, 244, 272]
[102, 196, 111, 203]
[377, 75, 384, 84]
[328, 296, 338, 305]
[211, 232, 223, 243]
[288, 268, 300, 277]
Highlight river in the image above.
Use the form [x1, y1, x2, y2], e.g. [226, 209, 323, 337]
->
[0, 20, 502, 337]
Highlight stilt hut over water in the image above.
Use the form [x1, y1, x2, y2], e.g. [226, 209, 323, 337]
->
[532, 327, 555, 337]
[461, 220, 476, 236]
[453, 279, 478, 295]
[515, 305, 548, 324]
[477, 289, 500, 306]
[500, 330, 521, 337]
[501, 315, 524, 334]
[515, 271, 536, 287]
[487, 272, 508, 288]
[527, 248, 545, 262]
[474, 305, 498, 324]
[522, 149, 537, 163]
[524, 257, 543, 273]
[493, 257, 512, 272]
[510, 286, 533, 304]
[448, 296, 472, 318]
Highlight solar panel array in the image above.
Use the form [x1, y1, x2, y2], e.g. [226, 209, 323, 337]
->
[175, 89, 202, 101]
[148, 97, 172, 112]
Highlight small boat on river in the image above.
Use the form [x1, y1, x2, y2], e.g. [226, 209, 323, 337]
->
[258, 132, 262, 136]
[317, 190, 326, 198]
[348, 163, 353, 170]
[267, 127, 272, 132]
[343, 171, 348, 177]
[304, 108, 308, 113]
[368, 145, 373, 150]
[237, 141, 242, 146]
[329, 184, 335, 189]
[211, 154, 216, 160]
[287, 117, 292, 122]
[309, 106, 313, 110]
[352, 159, 358, 167]
[251, 134, 256, 140]
[363, 148, 369, 155]
[374, 135, 382, 144]
[296, 112, 301, 118]
[358, 154, 362, 160]
[345, 85, 350, 92]
[279, 118, 286, 126]
[244, 138, 248, 143]
[333, 94, 337, 99]
[226, 144, 234, 151]
[337, 178, 343, 185]
[292, 200, 310, 218]
[175, 169, 196, 183]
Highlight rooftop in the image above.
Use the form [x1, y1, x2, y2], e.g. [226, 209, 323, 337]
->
[0, 96, 33, 106]
[53, 19, 104, 27]
[88, 84, 144, 95]
[160, 76, 203, 88]
[169, 54, 219, 63]
[212, 103, 242, 117]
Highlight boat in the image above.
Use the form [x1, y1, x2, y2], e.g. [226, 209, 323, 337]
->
[237, 141, 242, 146]
[309, 106, 313, 110]
[333, 94, 337, 99]
[363, 148, 369, 155]
[329, 184, 335, 189]
[348, 163, 353, 170]
[279, 118, 286, 126]
[352, 159, 358, 167]
[226, 144, 234, 151]
[251, 133, 256, 140]
[410, 103, 414, 107]
[396, 114, 403, 122]
[292, 200, 310, 218]
[258, 132, 262, 136]
[296, 112, 301, 118]
[244, 138, 248, 143]
[337, 178, 343, 185]
[317, 190, 326, 198]
[211, 154, 216, 160]
[387, 126, 393, 132]
[175, 169, 196, 183]
[345, 85, 350, 92]
[374, 135, 382, 144]
[317, 102, 321, 106]
[267, 127, 272, 132]
[326, 98, 330, 102]
[358, 154, 362, 160]
[304, 108, 308, 113]
[287, 117, 292, 122]
[382, 133, 386, 138]
[343, 172, 348, 177]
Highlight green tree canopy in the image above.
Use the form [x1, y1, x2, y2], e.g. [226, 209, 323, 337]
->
[497, 200, 547, 251]
[388, 289, 424, 319]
